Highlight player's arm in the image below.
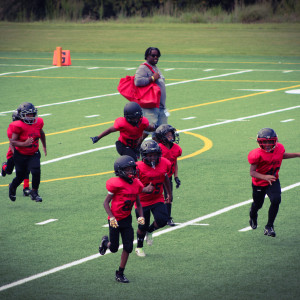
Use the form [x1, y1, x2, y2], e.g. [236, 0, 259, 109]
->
[145, 124, 156, 132]
[40, 129, 47, 156]
[142, 182, 154, 194]
[103, 193, 118, 228]
[135, 195, 145, 225]
[174, 161, 181, 188]
[283, 152, 300, 159]
[250, 164, 276, 185]
[163, 174, 172, 204]
[90, 126, 117, 144]
[10, 132, 33, 147]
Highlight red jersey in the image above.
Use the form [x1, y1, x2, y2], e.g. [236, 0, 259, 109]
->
[9, 118, 44, 155]
[6, 122, 14, 159]
[114, 116, 149, 148]
[136, 157, 171, 207]
[106, 177, 144, 221]
[159, 143, 182, 177]
[248, 143, 285, 186]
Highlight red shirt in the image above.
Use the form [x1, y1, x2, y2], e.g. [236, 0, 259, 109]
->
[159, 143, 182, 177]
[6, 122, 14, 159]
[136, 157, 171, 207]
[9, 118, 44, 155]
[248, 143, 285, 186]
[106, 177, 144, 221]
[114, 116, 149, 148]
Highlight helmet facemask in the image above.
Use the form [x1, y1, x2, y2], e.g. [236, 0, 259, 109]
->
[143, 152, 161, 169]
[257, 138, 278, 152]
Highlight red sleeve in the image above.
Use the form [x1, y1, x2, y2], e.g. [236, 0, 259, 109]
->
[248, 149, 260, 165]
[106, 178, 119, 194]
[113, 117, 124, 131]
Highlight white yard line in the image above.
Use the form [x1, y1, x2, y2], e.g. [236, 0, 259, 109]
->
[1, 181, 299, 292]
[0, 66, 58, 76]
[35, 219, 58, 225]
[0, 70, 252, 114]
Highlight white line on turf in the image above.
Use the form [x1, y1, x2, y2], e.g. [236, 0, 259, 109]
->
[0, 70, 252, 114]
[35, 219, 58, 225]
[239, 226, 253, 232]
[0, 66, 58, 76]
[85, 115, 100, 118]
[1, 181, 299, 292]
[280, 119, 294, 123]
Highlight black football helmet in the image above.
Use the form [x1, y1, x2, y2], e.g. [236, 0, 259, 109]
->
[155, 124, 179, 145]
[12, 110, 20, 121]
[140, 140, 162, 168]
[124, 102, 143, 127]
[114, 155, 137, 183]
[17, 102, 38, 124]
[257, 128, 278, 152]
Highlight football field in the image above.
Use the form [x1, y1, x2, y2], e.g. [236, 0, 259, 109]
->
[0, 23, 300, 300]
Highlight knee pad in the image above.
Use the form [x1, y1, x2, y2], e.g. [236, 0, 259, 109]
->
[123, 243, 133, 254]
[155, 216, 168, 228]
[109, 244, 119, 253]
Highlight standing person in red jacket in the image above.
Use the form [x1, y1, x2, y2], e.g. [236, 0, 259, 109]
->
[8, 102, 47, 202]
[134, 140, 172, 257]
[248, 128, 300, 237]
[155, 124, 182, 226]
[1, 111, 31, 196]
[90, 102, 156, 161]
[98, 155, 146, 283]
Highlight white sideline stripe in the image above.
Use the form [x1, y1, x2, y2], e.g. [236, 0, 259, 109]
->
[182, 117, 196, 120]
[0, 66, 58, 76]
[280, 119, 294, 123]
[239, 226, 253, 232]
[234, 89, 275, 92]
[39, 114, 52, 117]
[1, 181, 299, 292]
[85, 115, 99, 118]
[0, 70, 252, 114]
[37, 105, 300, 166]
[41, 145, 115, 166]
[178, 105, 300, 133]
[35, 219, 58, 225]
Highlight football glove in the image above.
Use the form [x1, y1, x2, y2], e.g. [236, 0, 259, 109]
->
[90, 136, 100, 144]
[175, 177, 181, 189]
[137, 217, 145, 225]
[109, 217, 118, 228]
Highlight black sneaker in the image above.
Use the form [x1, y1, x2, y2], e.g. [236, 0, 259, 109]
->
[249, 217, 257, 229]
[9, 183, 16, 201]
[99, 236, 108, 255]
[264, 226, 276, 237]
[23, 187, 31, 197]
[1, 163, 7, 177]
[167, 218, 176, 227]
[115, 271, 129, 283]
[30, 190, 42, 202]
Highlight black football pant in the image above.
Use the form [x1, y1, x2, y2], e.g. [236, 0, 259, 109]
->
[115, 141, 140, 162]
[163, 176, 173, 219]
[250, 179, 281, 227]
[108, 215, 134, 254]
[11, 150, 41, 190]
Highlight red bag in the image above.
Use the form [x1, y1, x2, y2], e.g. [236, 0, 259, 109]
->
[117, 63, 161, 109]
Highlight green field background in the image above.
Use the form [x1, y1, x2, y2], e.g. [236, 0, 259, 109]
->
[0, 22, 299, 300]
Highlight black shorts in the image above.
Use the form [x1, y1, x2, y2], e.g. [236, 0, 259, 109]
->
[108, 214, 134, 254]
[135, 202, 169, 231]
[115, 140, 140, 162]
[252, 179, 281, 205]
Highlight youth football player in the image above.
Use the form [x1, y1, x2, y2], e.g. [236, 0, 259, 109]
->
[98, 155, 147, 283]
[155, 124, 182, 226]
[8, 102, 47, 202]
[248, 128, 300, 237]
[134, 140, 172, 257]
[90, 102, 156, 161]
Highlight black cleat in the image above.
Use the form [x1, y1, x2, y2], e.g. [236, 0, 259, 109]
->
[1, 163, 7, 177]
[249, 217, 257, 229]
[30, 190, 42, 202]
[99, 236, 108, 255]
[167, 218, 176, 227]
[115, 271, 129, 283]
[23, 187, 31, 197]
[264, 226, 276, 237]
[9, 183, 16, 201]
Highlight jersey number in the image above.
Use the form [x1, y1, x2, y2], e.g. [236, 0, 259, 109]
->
[122, 200, 133, 211]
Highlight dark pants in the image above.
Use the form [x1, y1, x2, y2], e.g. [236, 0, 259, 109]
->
[5, 156, 30, 180]
[11, 150, 41, 190]
[250, 179, 281, 227]
[109, 214, 134, 254]
[115, 141, 140, 162]
[135, 202, 169, 231]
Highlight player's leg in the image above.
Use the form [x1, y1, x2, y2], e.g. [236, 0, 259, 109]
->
[249, 184, 266, 229]
[164, 177, 174, 226]
[135, 207, 150, 257]
[264, 179, 281, 237]
[2, 157, 15, 177]
[115, 141, 138, 162]
[28, 151, 42, 202]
